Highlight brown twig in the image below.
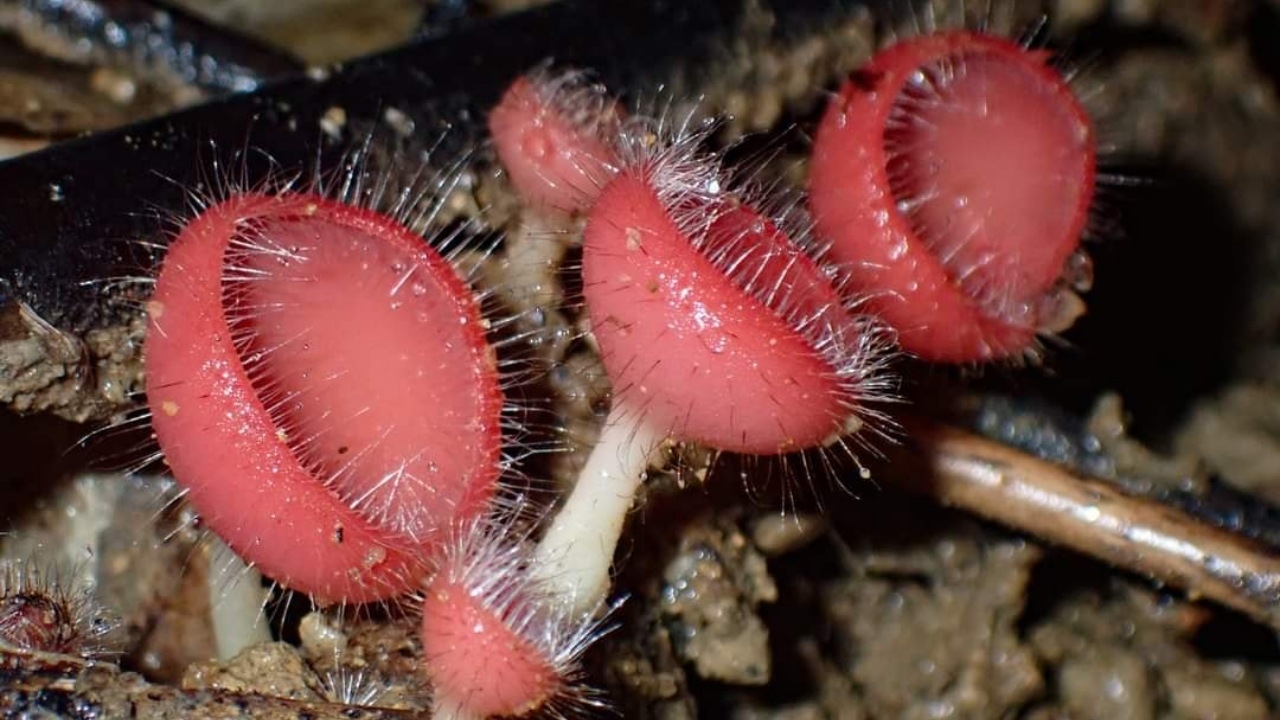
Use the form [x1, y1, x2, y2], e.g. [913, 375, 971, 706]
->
[893, 419, 1280, 628]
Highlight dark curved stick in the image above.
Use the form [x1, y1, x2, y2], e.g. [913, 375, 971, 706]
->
[0, 0, 861, 330]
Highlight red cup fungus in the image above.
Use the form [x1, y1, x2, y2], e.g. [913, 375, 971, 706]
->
[144, 191, 504, 605]
[809, 30, 1096, 362]
[532, 123, 895, 614]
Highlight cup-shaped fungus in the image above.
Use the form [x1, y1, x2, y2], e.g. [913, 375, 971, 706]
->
[533, 130, 895, 614]
[145, 191, 504, 604]
[809, 30, 1096, 363]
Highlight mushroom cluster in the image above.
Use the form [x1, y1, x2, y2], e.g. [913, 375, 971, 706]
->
[142, 25, 1097, 720]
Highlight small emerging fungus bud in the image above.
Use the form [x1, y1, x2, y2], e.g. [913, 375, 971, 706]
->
[420, 518, 608, 720]
[489, 67, 622, 214]
[0, 558, 117, 658]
